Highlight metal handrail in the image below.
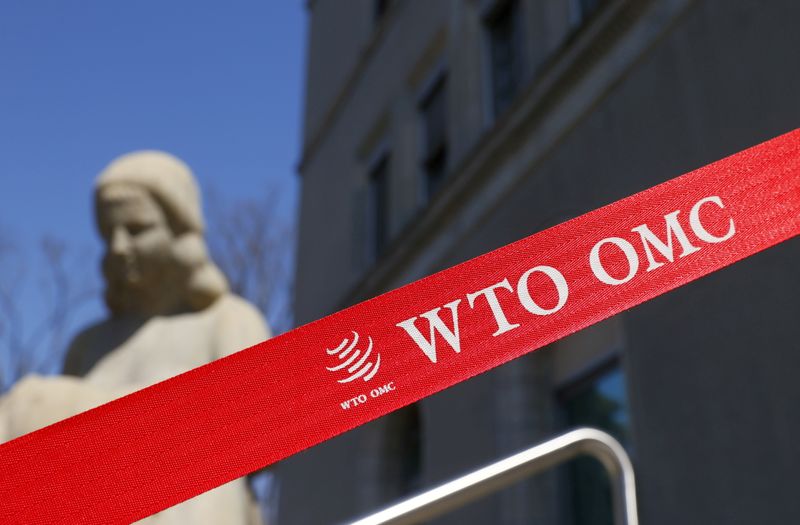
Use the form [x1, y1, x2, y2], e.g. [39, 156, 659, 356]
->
[347, 427, 638, 525]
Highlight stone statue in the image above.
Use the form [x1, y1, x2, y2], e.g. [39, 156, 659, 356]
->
[64, 151, 270, 384]
[0, 151, 272, 524]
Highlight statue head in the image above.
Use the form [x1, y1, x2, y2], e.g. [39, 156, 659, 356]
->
[95, 151, 228, 317]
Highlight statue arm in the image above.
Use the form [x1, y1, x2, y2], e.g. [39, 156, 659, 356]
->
[0, 375, 130, 443]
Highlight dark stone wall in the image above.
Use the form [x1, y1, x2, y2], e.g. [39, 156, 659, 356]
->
[284, 1, 799, 523]
[452, 1, 800, 522]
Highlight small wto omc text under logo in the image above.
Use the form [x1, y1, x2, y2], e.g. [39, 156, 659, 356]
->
[325, 331, 381, 383]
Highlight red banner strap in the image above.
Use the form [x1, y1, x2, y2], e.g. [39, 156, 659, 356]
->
[2, 130, 800, 523]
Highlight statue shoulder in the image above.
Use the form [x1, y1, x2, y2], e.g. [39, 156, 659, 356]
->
[211, 294, 272, 359]
[63, 319, 135, 377]
[63, 321, 108, 376]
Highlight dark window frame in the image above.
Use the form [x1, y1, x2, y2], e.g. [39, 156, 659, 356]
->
[374, 0, 393, 23]
[418, 71, 449, 200]
[557, 357, 622, 407]
[379, 403, 423, 500]
[366, 149, 391, 261]
[483, 0, 525, 118]
[570, 0, 611, 29]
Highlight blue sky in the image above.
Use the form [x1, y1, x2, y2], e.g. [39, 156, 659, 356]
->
[0, 1, 306, 379]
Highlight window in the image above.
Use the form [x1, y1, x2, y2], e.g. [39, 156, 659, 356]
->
[367, 152, 390, 260]
[419, 74, 448, 198]
[374, 0, 392, 23]
[380, 404, 423, 500]
[484, 0, 524, 117]
[570, 0, 610, 29]
[559, 361, 630, 525]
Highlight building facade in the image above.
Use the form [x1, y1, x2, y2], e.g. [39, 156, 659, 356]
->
[286, 1, 800, 523]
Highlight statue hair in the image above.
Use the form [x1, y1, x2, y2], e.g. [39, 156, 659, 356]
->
[95, 151, 229, 315]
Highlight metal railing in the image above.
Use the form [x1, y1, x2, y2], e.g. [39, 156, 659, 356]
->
[347, 427, 638, 525]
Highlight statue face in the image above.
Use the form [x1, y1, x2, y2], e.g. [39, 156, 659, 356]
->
[96, 184, 174, 300]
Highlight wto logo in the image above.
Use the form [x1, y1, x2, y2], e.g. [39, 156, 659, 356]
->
[325, 331, 381, 383]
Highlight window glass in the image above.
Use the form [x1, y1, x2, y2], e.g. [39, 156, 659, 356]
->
[380, 404, 422, 500]
[374, 0, 392, 22]
[367, 153, 390, 260]
[560, 362, 630, 525]
[579, 0, 608, 19]
[419, 74, 448, 198]
[570, 0, 610, 29]
[485, 0, 523, 117]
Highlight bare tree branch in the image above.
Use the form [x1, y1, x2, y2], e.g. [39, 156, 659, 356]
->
[206, 184, 295, 335]
[0, 229, 100, 393]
